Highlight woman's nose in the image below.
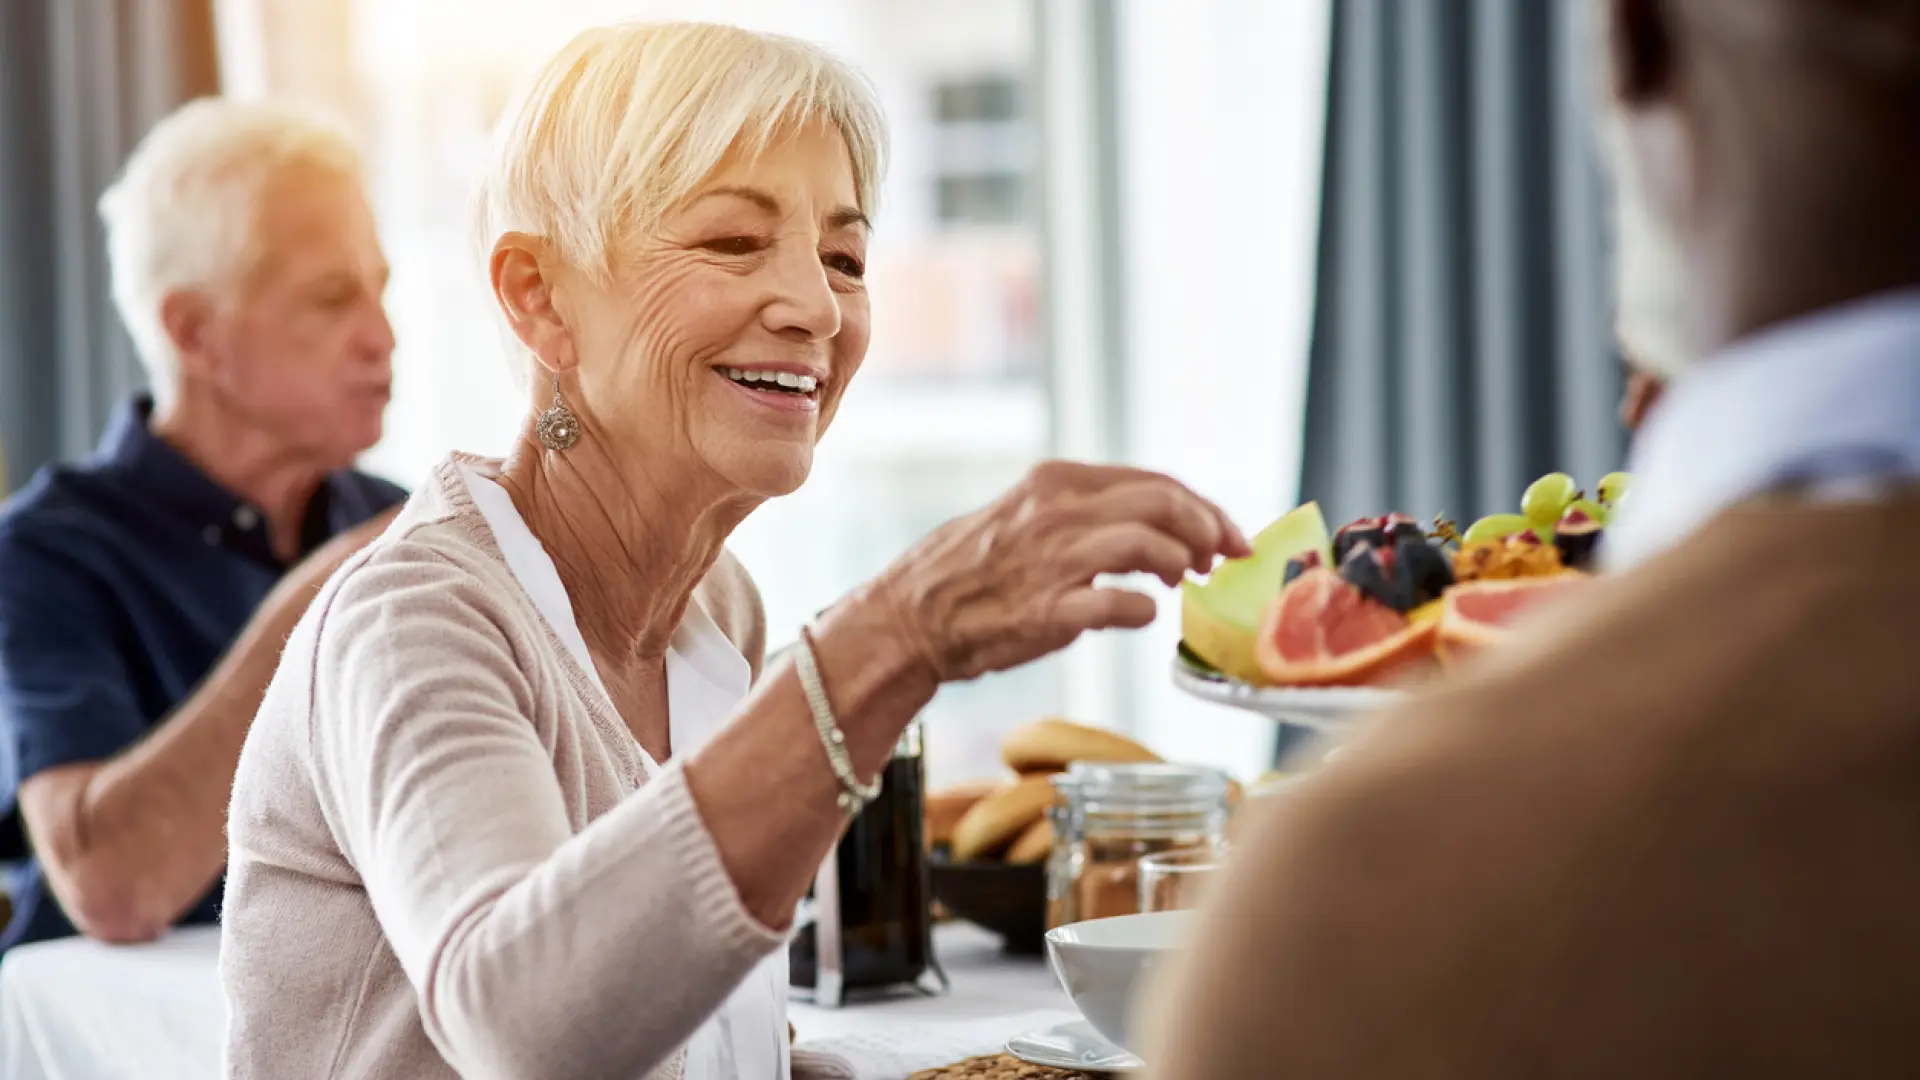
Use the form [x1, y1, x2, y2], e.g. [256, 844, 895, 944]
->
[764, 247, 841, 342]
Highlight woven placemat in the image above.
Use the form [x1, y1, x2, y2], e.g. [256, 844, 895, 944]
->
[907, 1052, 1110, 1079]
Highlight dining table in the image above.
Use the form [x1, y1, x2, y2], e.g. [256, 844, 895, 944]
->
[0, 921, 1076, 1079]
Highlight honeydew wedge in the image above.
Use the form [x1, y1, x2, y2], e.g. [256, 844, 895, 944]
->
[1179, 502, 1333, 685]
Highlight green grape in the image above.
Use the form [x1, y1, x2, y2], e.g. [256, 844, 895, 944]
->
[1520, 472, 1579, 531]
[1597, 471, 1634, 507]
[1462, 512, 1531, 547]
[1561, 497, 1609, 527]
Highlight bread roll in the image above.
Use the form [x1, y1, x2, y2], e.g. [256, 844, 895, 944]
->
[925, 778, 1001, 848]
[1006, 818, 1053, 865]
[1001, 717, 1159, 774]
[950, 775, 1056, 861]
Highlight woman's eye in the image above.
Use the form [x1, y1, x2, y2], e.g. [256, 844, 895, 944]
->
[824, 253, 866, 279]
[704, 236, 765, 256]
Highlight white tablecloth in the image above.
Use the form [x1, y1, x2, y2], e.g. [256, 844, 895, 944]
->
[0, 922, 1069, 1080]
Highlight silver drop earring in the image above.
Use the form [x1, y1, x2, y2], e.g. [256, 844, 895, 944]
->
[535, 374, 581, 451]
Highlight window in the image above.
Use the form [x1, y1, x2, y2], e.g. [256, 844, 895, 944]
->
[930, 74, 1029, 228]
[217, 0, 1056, 786]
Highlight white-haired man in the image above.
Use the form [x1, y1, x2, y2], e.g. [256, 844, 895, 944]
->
[0, 99, 403, 949]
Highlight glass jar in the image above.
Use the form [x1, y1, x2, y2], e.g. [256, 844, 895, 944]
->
[1046, 763, 1231, 928]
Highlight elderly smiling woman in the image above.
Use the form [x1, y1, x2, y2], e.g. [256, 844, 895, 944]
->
[219, 21, 1244, 1080]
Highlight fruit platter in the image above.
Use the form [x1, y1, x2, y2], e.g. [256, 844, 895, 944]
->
[1173, 472, 1631, 729]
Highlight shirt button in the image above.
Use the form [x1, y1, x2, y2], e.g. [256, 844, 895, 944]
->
[201, 525, 221, 546]
[234, 506, 259, 530]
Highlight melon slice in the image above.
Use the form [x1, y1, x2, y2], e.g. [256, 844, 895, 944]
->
[1180, 503, 1333, 684]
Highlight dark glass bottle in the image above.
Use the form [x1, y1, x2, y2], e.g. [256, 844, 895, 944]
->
[789, 721, 938, 1004]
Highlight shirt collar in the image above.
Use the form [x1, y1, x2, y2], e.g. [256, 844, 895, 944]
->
[1605, 288, 1920, 569]
[94, 395, 248, 527]
[93, 394, 344, 565]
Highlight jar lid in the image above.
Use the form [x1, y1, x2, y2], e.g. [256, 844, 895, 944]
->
[1057, 762, 1230, 813]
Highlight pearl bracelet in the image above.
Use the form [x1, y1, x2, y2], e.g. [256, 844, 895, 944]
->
[794, 627, 882, 816]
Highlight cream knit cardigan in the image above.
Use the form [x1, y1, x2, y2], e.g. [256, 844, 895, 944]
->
[221, 455, 781, 1079]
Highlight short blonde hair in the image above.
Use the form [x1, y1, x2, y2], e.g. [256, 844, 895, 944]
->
[99, 98, 364, 409]
[475, 20, 888, 288]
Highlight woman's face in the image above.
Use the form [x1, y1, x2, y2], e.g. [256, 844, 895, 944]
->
[566, 123, 871, 498]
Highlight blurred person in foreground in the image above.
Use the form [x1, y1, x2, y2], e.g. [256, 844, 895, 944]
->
[218, 21, 1245, 1080]
[0, 101, 403, 950]
[1146, 0, 1920, 1076]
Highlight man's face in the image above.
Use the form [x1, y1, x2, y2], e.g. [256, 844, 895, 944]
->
[1599, 0, 1699, 380]
[187, 166, 395, 467]
[1607, 114, 1697, 381]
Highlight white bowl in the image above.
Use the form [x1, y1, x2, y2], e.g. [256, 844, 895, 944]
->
[1045, 910, 1196, 1054]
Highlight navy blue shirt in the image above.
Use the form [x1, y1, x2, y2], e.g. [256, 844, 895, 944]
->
[0, 396, 405, 949]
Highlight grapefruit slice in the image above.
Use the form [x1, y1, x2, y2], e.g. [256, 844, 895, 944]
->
[1254, 568, 1438, 687]
[1438, 574, 1590, 657]
[1181, 503, 1333, 683]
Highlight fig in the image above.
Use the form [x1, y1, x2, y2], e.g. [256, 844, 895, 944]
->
[1333, 517, 1387, 565]
[1340, 541, 1411, 612]
[1382, 512, 1425, 547]
[1392, 535, 1456, 609]
[1336, 513, 1423, 564]
[1281, 549, 1324, 587]
[1553, 505, 1603, 570]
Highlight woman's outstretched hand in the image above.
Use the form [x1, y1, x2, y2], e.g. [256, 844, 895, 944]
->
[869, 461, 1250, 684]
[689, 462, 1244, 931]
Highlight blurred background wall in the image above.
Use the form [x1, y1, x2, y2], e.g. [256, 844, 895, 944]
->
[1301, 0, 1621, 531]
[0, 0, 1624, 783]
[0, 0, 219, 482]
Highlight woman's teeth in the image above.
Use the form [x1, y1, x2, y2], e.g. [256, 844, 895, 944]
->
[724, 367, 817, 394]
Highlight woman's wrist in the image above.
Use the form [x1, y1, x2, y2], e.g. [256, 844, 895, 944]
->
[806, 585, 940, 776]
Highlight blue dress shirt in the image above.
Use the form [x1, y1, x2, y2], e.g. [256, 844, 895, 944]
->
[0, 396, 405, 949]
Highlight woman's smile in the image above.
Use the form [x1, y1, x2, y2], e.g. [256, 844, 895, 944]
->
[715, 363, 823, 414]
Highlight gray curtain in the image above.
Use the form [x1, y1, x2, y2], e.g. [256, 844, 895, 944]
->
[0, 0, 220, 492]
[1299, 0, 1625, 529]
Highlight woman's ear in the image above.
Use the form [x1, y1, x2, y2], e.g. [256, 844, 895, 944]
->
[490, 232, 575, 377]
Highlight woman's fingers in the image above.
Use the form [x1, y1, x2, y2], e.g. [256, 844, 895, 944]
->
[870, 460, 1257, 686]
[1057, 523, 1197, 587]
[1090, 482, 1221, 571]
[1022, 461, 1249, 561]
[1052, 586, 1159, 633]
[1211, 504, 1252, 559]
[1071, 480, 1245, 571]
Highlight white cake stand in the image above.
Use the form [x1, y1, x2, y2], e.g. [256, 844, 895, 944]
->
[1170, 652, 1403, 731]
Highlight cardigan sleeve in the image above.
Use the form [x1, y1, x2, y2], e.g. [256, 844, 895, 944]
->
[303, 545, 784, 1079]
